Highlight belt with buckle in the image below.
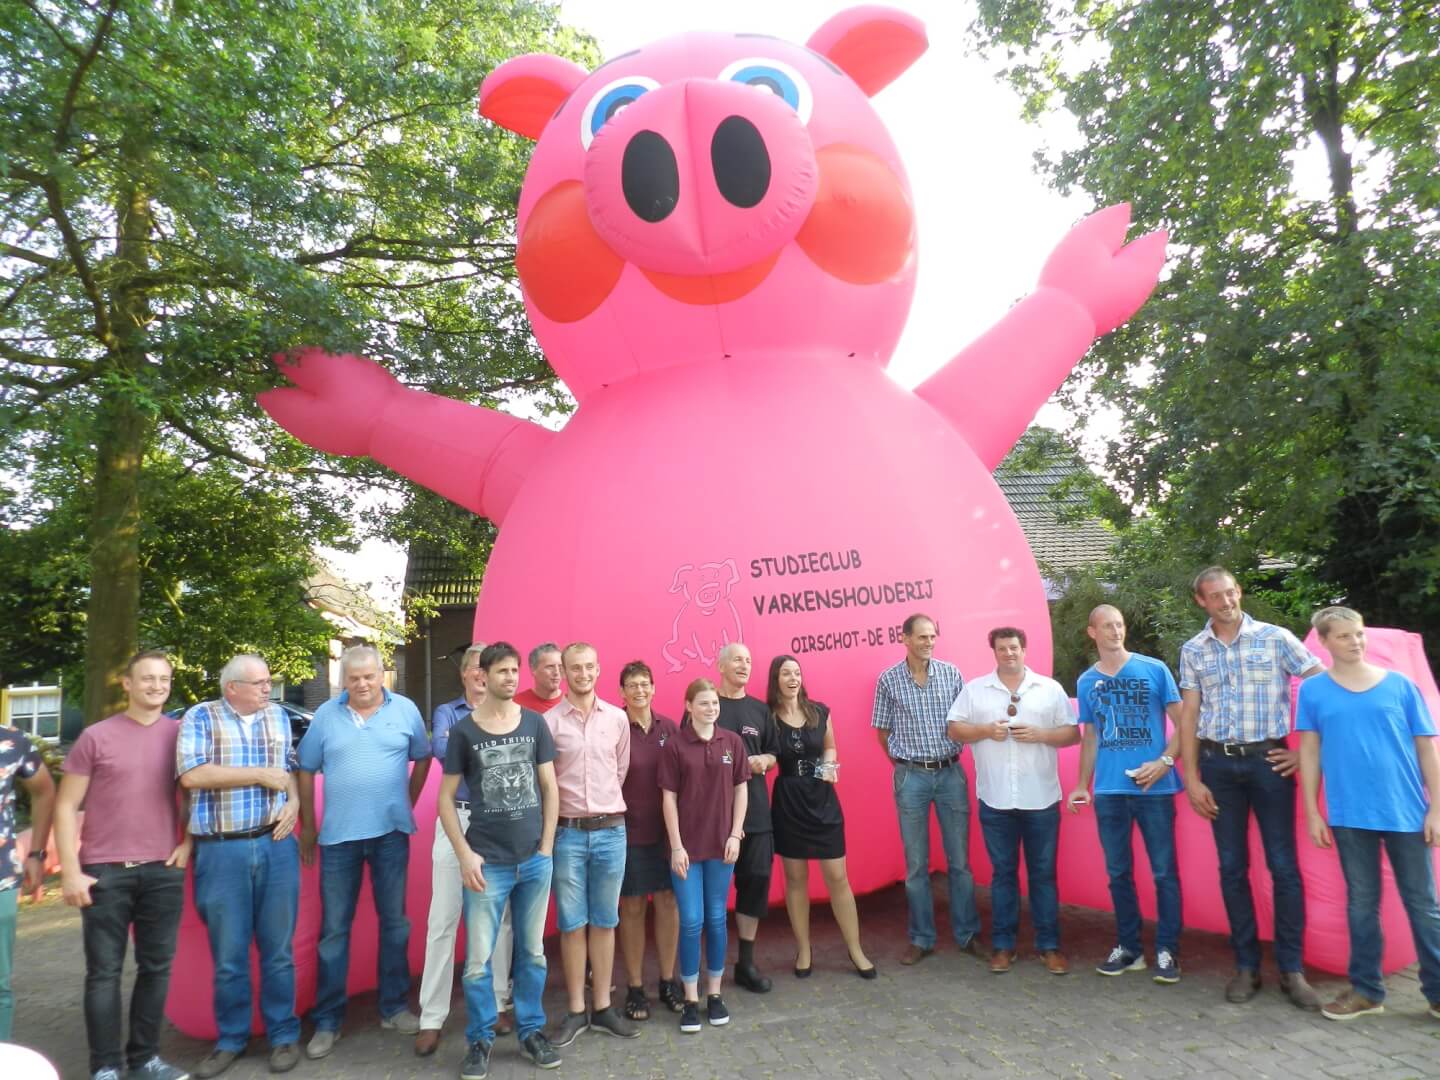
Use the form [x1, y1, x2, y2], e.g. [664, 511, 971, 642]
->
[454, 800, 471, 811]
[558, 814, 625, 831]
[781, 759, 823, 778]
[195, 822, 278, 843]
[895, 755, 959, 770]
[1200, 738, 1286, 758]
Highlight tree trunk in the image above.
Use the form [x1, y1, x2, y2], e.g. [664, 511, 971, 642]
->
[82, 170, 154, 724]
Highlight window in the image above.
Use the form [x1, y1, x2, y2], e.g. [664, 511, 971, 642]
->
[5, 683, 62, 742]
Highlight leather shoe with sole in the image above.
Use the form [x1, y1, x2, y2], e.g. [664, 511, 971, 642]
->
[1040, 950, 1070, 975]
[900, 944, 934, 966]
[495, 1010, 515, 1036]
[734, 960, 772, 993]
[989, 949, 1015, 974]
[1280, 972, 1322, 1011]
[194, 1047, 244, 1079]
[1225, 970, 1262, 1003]
[958, 937, 985, 959]
[268, 1044, 300, 1074]
[413, 1029, 441, 1057]
[305, 1030, 339, 1060]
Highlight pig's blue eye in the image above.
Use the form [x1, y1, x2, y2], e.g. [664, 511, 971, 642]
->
[718, 57, 812, 123]
[581, 76, 660, 149]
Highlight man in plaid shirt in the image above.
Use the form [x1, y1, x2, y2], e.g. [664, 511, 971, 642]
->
[178, 654, 301, 1077]
[1178, 567, 1323, 1010]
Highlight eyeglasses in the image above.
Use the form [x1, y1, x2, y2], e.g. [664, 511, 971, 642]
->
[1006, 693, 1020, 718]
[235, 678, 273, 688]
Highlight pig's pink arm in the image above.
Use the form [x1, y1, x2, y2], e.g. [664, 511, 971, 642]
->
[258, 349, 553, 524]
[914, 204, 1167, 471]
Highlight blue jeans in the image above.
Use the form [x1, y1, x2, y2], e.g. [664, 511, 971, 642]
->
[1094, 795, 1182, 954]
[672, 860, 734, 984]
[1332, 827, 1440, 1004]
[313, 830, 412, 1031]
[0, 886, 15, 1041]
[1200, 749, 1305, 971]
[979, 801, 1061, 951]
[462, 851, 553, 1044]
[552, 824, 626, 932]
[193, 834, 301, 1049]
[893, 762, 980, 949]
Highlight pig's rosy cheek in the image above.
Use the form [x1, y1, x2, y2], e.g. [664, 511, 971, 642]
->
[516, 180, 625, 323]
[795, 144, 913, 284]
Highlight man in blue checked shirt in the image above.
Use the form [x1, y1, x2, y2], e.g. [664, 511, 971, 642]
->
[298, 644, 431, 1060]
[871, 613, 982, 966]
[1178, 566, 1324, 1010]
[178, 654, 302, 1077]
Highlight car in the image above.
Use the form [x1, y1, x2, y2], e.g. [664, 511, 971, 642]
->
[166, 700, 315, 750]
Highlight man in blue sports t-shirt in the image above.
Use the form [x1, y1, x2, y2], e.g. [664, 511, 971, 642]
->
[1297, 605, 1440, 1023]
[1067, 605, 1185, 984]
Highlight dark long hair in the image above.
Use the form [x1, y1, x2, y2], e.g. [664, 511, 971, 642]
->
[766, 654, 819, 729]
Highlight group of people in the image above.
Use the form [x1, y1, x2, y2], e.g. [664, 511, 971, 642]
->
[875, 567, 1440, 1029]
[1, 564, 1437, 1080]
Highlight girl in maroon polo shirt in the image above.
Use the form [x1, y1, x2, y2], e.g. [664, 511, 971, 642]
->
[658, 678, 749, 1034]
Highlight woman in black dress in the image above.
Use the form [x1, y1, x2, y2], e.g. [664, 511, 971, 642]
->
[766, 655, 875, 978]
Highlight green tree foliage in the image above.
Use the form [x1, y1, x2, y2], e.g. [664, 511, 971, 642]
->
[970, 1, 1440, 660]
[1, 0, 593, 718]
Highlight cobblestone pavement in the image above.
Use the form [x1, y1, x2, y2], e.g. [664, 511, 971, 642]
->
[13, 879, 1440, 1079]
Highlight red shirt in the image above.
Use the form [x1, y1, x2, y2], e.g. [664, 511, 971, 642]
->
[657, 724, 747, 861]
[621, 712, 678, 846]
[514, 688, 563, 714]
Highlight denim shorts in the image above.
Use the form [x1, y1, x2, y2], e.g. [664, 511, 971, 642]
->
[552, 824, 626, 932]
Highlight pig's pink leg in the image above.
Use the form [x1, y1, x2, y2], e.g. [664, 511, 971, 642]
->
[913, 288, 1093, 472]
[259, 348, 553, 524]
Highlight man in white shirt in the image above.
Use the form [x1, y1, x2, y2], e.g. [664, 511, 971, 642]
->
[947, 626, 1078, 974]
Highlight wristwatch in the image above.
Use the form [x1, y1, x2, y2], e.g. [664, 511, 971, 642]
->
[1159, 754, 1175, 768]
[26, 848, 46, 861]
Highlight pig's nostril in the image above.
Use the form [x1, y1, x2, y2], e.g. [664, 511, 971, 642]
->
[711, 116, 771, 209]
[622, 130, 679, 223]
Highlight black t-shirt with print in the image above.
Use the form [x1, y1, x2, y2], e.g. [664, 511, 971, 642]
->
[444, 707, 555, 864]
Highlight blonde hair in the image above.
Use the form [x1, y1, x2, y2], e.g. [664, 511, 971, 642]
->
[1311, 606, 1363, 639]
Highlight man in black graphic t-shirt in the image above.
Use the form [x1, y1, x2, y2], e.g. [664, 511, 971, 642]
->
[439, 642, 560, 1077]
[715, 642, 780, 993]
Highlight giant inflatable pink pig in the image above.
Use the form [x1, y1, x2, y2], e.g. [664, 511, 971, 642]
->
[259, 0, 1162, 933]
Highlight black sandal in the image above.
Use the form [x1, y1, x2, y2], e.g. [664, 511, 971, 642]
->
[624, 985, 651, 1022]
[658, 977, 685, 1014]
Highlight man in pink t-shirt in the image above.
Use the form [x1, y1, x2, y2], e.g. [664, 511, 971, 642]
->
[54, 651, 191, 1080]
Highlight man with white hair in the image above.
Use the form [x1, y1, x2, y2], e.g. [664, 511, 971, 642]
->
[297, 644, 431, 1060]
[178, 654, 302, 1077]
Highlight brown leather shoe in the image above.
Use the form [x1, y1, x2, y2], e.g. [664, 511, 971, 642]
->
[1225, 969, 1262, 1003]
[1040, 949, 1070, 975]
[957, 936, 985, 959]
[413, 1029, 440, 1057]
[495, 1009, 515, 1036]
[900, 943, 934, 966]
[1279, 972, 1322, 1011]
[989, 948, 1015, 973]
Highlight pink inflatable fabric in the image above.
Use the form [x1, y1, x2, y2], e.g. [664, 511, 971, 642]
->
[204, 5, 1170, 1039]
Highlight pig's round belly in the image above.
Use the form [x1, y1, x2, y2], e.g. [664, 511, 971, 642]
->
[473, 358, 1051, 896]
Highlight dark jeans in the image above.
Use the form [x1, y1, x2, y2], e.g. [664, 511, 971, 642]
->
[1199, 749, 1305, 972]
[978, 801, 1061, 951]
[312, 830, 412, 1031]
[1332, 827, 1440, 1004]
[1094, 795, 1181, 954]
[80, 860, 186, 1072]
[193, 834, 302, 1050]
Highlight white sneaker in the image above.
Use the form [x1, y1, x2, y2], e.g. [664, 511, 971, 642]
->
[380, 1009, 422, 1034]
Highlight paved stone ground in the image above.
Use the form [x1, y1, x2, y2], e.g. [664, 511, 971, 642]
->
[13, 879, 1440, 1079]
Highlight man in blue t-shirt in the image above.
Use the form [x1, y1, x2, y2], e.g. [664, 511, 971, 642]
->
[1297, 606, 1440, 1023]
[297, 644, 431, 1059]
[1067, 605, 1184, 983]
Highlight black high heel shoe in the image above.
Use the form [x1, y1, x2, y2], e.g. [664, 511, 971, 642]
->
[794, 954, 813, 978]
[851, 956, 878, 980]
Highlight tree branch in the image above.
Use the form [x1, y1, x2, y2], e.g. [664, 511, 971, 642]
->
[0, 242, 62, 269]
[7, 167, 113, 347]
[54, 0, 120, 150]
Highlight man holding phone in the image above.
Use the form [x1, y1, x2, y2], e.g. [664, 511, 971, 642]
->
[1067, 605, 1184, 984]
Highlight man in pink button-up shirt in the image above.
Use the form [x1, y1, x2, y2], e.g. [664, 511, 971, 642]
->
[543, 642, 637, 1045]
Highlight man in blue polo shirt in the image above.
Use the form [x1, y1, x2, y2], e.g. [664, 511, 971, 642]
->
[297, 644, 431, 1060]
[872, 613, 980, 965]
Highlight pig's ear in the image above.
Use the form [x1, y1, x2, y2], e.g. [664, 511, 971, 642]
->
[479, 54, 590, 140]
[806, 6, 927, 97]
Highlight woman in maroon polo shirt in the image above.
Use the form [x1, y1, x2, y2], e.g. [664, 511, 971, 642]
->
[658, 678, 749, 1034]
[616, 660, 683, 1020]
[767, 654, 876, 979]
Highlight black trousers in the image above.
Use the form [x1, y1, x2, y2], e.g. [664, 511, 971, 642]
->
[80, 860, 185, 1072]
